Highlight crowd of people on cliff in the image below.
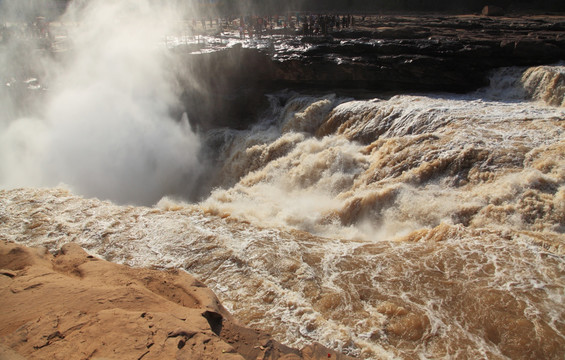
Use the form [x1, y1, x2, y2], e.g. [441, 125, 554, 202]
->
[301, 14, 355, 35]
[1, 13, 360, 47]
[1, 16, 53, 45]
[190, 13, 359, 39]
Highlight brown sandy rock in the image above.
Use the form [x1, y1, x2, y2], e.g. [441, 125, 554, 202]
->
[0, 241, 354, 360]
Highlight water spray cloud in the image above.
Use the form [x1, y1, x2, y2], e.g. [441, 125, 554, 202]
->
[0, 0, 202, 205]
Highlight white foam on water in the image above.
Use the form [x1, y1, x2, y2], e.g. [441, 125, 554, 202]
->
[2, 47, 565, 360]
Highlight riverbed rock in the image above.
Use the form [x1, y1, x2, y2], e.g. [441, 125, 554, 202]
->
[0, 240, 353, 360]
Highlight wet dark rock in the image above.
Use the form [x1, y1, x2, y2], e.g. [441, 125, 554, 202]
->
[176, 14, 565, 130]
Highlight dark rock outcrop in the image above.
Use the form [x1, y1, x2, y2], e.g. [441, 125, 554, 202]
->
[175, 15, 565, 130]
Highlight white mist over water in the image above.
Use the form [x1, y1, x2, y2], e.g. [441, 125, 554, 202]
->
[0, 0, 201, 205]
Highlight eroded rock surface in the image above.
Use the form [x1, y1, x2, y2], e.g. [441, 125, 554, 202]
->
[0, 241, 353, 360]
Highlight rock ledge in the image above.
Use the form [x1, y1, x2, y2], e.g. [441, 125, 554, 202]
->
[0, 241, 353, 360]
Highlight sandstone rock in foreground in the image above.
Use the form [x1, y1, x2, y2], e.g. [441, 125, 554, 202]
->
[0, 241, 353, 360]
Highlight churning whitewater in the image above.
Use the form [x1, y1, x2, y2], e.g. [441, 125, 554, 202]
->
[1, 64, 564, 359]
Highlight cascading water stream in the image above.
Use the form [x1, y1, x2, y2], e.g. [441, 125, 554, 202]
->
[2, 63, 564, 358]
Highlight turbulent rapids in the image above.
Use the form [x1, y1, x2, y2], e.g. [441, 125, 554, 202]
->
[2, 64, 565, 359]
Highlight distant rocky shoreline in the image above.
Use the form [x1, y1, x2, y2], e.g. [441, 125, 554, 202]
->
[3, 14, 564, 130]
[176, 14, 565, 130]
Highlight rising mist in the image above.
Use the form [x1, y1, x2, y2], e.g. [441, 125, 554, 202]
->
[0, 0, 203, 205]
